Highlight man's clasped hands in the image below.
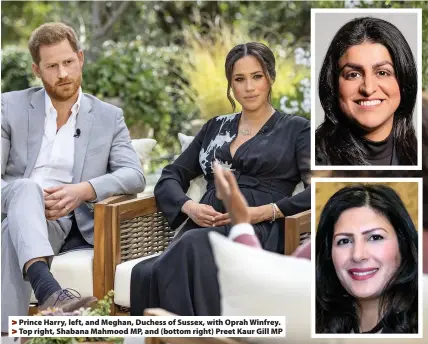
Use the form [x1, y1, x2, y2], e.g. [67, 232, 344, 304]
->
[43, 182, 96, 220]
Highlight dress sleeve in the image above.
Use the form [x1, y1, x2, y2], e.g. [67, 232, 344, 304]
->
[276, 119, 311, 217]
[154, 121, 210, 229]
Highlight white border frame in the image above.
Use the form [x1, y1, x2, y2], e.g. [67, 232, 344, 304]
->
[311, 177, 423, 339]
[310, 8, 423, 171]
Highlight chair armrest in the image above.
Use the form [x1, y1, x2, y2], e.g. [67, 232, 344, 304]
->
[96, 194, 137, 205]
[93, 194, 138, 299]
[144, 309, 242, 344]
[284, 210, 311, 255]
[93, 195, 173, 301]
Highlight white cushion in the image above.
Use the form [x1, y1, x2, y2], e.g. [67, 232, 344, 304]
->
[178, 133, 207, 203]
[114, 253, 161, 307]
[30, 249, 94, 303]
[209, 232, 427, 343]
[177, 132, 194, 152]
[131, 138, 157, 167]
[132, 138, 157, 197]
[209, 232, 324, 344]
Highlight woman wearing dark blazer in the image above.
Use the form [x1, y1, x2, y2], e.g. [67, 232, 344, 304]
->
[316, 17, 417, 166]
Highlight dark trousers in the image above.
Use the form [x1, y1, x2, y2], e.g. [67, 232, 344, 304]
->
[60, 215, 93, 253]
[130, 226, 228, 316]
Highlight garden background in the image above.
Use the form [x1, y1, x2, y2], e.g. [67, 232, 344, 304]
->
[2, 0, 427, 182]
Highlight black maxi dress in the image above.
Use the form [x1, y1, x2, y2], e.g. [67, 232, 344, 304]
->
[130, 110, 311, 316]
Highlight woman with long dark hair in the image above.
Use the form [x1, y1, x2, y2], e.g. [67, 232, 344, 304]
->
[316, 17, 417, 166]
[316, 184, 418, 333]
[130, 42, 310, 316]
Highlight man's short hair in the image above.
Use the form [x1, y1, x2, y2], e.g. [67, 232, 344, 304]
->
[28, 22, 80, 65]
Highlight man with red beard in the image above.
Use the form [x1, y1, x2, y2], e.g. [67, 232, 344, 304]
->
[1, 22, 145, 332]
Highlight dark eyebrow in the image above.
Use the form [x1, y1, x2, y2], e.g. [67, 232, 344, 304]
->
[233, 71, 264, 77]
[372, 61, 394, 69]
[333, 227, 387, 239]
[339, 61, 394, 73]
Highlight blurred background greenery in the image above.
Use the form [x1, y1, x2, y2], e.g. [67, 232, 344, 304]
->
[2, 0, 427, 173]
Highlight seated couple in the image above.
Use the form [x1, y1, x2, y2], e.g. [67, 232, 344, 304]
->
[1, 22, 311, 332]
[2, 21, 311, 332]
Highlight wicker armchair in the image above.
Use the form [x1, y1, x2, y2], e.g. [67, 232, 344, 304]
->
[93, 195, 311, 315]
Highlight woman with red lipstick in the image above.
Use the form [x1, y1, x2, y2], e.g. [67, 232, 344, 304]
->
[316, 184, 418, 333]
[315, 17, 417, 166]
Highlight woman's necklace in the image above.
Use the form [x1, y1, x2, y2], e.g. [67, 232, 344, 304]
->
[239, 106, 274, 136]
[239, 128, 251, 136]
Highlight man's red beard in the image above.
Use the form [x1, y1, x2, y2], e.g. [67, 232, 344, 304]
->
[42, 73, 82, 102]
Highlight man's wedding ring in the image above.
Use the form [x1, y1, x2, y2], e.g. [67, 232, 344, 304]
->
[64, 206, 70, 212]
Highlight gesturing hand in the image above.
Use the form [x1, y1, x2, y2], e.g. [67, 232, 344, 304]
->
[44, 184, 85, 220]
[213, 161, 250, 225]
[182, 200, 225, 228]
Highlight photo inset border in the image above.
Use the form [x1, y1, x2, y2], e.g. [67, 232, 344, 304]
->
[311, 177, 423, 339]
[310, 8, 422, 171]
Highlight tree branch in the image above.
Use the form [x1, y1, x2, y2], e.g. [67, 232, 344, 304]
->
[92, 1, 101, 33]
[93, 1, 130, 40]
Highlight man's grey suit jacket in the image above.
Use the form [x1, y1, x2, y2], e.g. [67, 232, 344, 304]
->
[1, 87, 146, 244]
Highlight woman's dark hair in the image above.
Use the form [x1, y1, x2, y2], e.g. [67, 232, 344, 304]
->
[225, 42, 276, 111]
[316, 184, 418, 333]
[316, 17, 417, 165]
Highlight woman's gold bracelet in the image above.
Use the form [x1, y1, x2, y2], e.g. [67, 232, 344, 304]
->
[273, 203, 283, 218]
[270, 203, 277, 223]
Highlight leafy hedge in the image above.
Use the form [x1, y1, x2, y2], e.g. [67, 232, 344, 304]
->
[83, 40, 198, 151]
[1, 46, 37, 92]
[1, 43, 198, 154]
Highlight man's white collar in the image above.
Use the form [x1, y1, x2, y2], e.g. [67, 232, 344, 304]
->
[44, 87, 82, 118]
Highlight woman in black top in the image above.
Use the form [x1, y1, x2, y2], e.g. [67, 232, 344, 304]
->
[315, 17, 417, 166]
[130, 42, 310, 316]
[316, 184, 418, 333]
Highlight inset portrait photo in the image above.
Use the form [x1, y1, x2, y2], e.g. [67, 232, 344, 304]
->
[311, 9, 422, 170]
[311, 178, 423, 338]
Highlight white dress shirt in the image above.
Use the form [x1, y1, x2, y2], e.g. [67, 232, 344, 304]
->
[30, 88, 82, 189]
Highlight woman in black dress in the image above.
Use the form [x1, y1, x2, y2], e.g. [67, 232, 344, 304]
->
[130, 42, 310, 316]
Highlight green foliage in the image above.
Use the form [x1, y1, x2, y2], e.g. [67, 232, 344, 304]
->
[181, 24, 310, 120]
[1, 1, 58, 48]
[27, 291, 124, 344]
[180, 25, 240, 118]
[1, 0, 427, 155]
[28, 338, 73, 344]
[86, 290, 115, 317]
[83, 40, 198, 153]
[1, 46, 38, 92]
